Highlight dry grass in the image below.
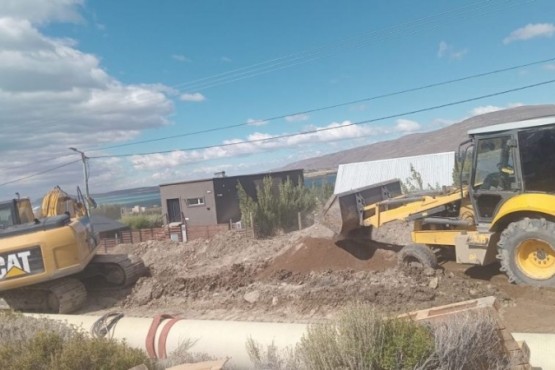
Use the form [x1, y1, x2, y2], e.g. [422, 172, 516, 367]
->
[0, 311, 151, 370]
[246, 305, 514, 370]
[423, 310, 512, 370]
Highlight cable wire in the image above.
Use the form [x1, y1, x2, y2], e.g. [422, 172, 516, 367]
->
[89, 78, 555, 159]
[88, 55, 555, 152]
[0, 160, 81, 187]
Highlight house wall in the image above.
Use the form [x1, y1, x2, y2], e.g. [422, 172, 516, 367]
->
[160, 180, 217, 226]
[160, 169, 304, 226]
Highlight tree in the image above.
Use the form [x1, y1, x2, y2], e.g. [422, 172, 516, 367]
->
[237, 176, 317, 237]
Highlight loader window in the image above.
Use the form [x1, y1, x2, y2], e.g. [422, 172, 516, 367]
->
[519, 126, 555, 193]
[473, 136, 515, 191]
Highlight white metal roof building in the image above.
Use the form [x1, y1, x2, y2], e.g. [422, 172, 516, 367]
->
[334, 152, 456, 194]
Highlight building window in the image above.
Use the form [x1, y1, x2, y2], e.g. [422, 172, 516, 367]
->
[186, 197, 205, 207]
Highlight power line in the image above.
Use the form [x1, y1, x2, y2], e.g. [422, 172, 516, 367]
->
[3, 78, 553, 187]
[88, 55, 555, 152]
[10, 0, 527, 137]
[89, 78, 555, 159]
[178, 0, 524, 91]
[0, 160, 81, 187]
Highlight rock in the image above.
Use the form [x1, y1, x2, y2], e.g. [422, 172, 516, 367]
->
[447, 272, 455, 278]
[428, 277, 439, 289]
[469, 289, 479, 296]
[272, 296, 279, 306]
[243, 290, 260, 304]
[423, 268, 436, 277]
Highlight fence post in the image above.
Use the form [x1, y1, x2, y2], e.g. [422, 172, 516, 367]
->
[298, 211, 302, 230]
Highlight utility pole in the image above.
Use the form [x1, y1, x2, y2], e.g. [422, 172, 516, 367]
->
[69, 147, 92, 211]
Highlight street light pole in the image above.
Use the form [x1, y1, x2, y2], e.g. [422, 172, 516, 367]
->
[69, 147, 91, 209]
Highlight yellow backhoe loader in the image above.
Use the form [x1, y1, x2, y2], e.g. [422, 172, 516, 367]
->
[0, 186, 146, 313]
[323, 115, 555, 287]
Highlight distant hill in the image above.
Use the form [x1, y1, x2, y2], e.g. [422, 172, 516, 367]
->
[91, 186, 159, 198]
[280, 104, 555, 171]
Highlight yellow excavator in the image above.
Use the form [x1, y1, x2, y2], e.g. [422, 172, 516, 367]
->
[0, 186, 146, 313]
[323, 115, 555, 287]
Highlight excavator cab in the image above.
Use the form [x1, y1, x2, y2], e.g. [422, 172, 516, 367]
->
[0, 198, 35, 228]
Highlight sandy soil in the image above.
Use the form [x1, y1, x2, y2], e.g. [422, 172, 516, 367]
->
[80, 223, 555, 333]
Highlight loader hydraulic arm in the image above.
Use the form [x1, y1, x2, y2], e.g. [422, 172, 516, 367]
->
[362, 188, 468, 228]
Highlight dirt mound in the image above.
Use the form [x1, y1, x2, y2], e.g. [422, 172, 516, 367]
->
[86, 224, 510, 322]
[259, 237, 397, 278]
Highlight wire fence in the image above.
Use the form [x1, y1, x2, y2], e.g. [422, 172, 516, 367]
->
[98, 210, 319, 250]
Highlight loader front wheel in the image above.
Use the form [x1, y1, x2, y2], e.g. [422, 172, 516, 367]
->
[498, 218, 555, 287]
[398, 244, 438, 269]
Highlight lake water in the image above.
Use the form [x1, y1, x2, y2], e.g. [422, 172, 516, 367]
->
[93, 173, 337, 207]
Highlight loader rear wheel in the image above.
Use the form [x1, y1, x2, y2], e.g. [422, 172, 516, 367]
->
[498, 218, 555, 287]
[398, 244, 438, 269]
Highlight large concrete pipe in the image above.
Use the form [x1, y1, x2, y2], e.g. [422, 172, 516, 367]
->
[25, 313, 307, 368]
[512, 333, 554, 369]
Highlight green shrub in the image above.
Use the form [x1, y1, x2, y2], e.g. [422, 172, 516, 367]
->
[246, 306, 514, 370]
[238, 176, 317, 237]
[296, 304, 433, 370]
[0, 312, 151, 370]
[121, 214, 163, 229]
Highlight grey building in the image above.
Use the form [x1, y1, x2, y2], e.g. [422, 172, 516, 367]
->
[159, 169, 304, 226]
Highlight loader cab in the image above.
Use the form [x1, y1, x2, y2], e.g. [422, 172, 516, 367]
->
[467, 117, 555, 224]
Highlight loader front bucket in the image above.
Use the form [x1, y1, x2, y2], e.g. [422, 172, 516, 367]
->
[321, 179, 403, 236]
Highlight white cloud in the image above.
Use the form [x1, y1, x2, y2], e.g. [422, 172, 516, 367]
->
[285, 114, 309, 122]
[246, 118, 268, 126]
[179, 92, 205, 102]
[172, 54, 190, 62]
[220, 56, 232, 63]
[394, 119, 420, 133]
[130, 121, 382, 170]
[544, 63, 555, 71]
[0, 6, 174, 197]
[504, 23, 555, 44]
[437, 41, 467, 60]
[0, 0, 83, 24]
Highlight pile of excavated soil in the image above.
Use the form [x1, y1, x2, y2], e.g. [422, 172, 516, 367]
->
[83, 223, 519, 323]
[257, 237, 397, 278]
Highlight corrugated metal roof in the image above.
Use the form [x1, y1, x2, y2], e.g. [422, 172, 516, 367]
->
[334, 152, 455, 194]
[468, 116, 555, 135]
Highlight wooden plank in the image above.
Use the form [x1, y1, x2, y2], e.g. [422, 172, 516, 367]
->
[398, 297, 531, 369]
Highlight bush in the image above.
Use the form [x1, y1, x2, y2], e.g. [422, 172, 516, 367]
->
[297, 304, 433, 370]
[238, 176, 317, 237]
[247, 305, 513, 370]
[0, 312, 151, 370]
[121, 214, 163, 229]
[425, 310, 512, 370]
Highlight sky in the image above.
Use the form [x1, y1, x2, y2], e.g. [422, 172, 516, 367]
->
[1, 0, 555, 200]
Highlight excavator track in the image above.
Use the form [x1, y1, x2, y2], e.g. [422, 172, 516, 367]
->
[80, 253, 148, 290]
[1, 277, 87, 314]
[0, 254, 147, 314]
